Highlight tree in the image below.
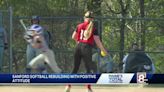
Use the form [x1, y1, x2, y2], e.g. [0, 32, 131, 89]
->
[139, 0, 145, 50]
[104, 0, 131, 71]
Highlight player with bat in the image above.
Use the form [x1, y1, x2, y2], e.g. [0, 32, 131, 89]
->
[21, 16, 51, 73]
[25, 24, 61, 73]
[65, 11, 108, 92]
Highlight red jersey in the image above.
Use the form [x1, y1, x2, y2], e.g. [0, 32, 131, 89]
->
[75, 21, 98, 45]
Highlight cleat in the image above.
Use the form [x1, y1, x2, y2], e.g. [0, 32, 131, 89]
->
[86, 84, 93, 92]
[64, 84, 71, 92]
[87, 88, 93, 92]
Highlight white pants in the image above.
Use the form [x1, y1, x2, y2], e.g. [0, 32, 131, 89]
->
[28, 49, 61, 73]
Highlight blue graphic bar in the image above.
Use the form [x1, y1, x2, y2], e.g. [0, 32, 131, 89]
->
[0, 74, 100, 83]
[0, 74, 164, 84]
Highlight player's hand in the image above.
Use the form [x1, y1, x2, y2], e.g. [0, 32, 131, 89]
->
[101, 50, 108, 57]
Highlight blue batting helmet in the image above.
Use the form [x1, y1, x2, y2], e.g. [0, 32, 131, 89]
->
[28, 24, 43, 34]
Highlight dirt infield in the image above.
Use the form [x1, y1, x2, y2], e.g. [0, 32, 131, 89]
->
[0, 85, 164, 92]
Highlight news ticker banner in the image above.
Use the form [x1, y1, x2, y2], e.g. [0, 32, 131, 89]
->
[0, 73, 164, 84]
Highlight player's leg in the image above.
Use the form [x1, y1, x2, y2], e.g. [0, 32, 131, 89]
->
[72, 44, 82, 73]
[26, 45, 36, 64]
[64, 84, 71, 92]
[82, 44, 92, 73]
[26, 53, 45, 73]
[65, 44, 82, 92]
[86, 84, 93, 92]
[44, 49, 61, 73]
[81, 45, 94, 91]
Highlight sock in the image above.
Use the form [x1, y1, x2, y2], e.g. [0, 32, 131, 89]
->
[86, 84, 91, 89]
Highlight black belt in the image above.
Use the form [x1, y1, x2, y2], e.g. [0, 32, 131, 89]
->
[78, 42, 92, 47]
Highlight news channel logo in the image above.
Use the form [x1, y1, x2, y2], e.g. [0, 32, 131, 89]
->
[137, 72, 148, 84]
[108, 74, 123, 83]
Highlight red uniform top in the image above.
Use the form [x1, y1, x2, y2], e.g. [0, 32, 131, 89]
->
[75, 21, 98, 45]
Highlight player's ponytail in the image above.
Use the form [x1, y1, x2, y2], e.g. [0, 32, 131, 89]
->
[83, 11, 94, 40]
[84, 21, 93, 39]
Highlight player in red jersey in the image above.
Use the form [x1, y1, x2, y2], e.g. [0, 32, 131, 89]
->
[65, 11, 108, 92]
[72, 11, 107, 73]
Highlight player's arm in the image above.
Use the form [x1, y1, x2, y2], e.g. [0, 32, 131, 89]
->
[72, 27, 79, 43]
[31, 35, 43, 48]
[93, 35, 108, 55]
[24, 30, 34, 43]
[24, 34, 33, 43]
[93, 28, 108, 55]
[72, 31, 77, 40]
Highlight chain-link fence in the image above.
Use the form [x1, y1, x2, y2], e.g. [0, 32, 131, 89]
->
[1, 13, 164, 73]
[0, 7, 13, 73]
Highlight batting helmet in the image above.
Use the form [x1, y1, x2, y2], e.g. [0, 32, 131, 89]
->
[28, 24, 43, 34]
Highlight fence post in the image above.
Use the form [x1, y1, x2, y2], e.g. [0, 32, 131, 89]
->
[9, 7, 13, 73]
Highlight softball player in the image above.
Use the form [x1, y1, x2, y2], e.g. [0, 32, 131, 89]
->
[72, 11, 107, 73]
[26, 16, 50, 65]
[65, 11, 108, 92]
[25, 25, 61, 73]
